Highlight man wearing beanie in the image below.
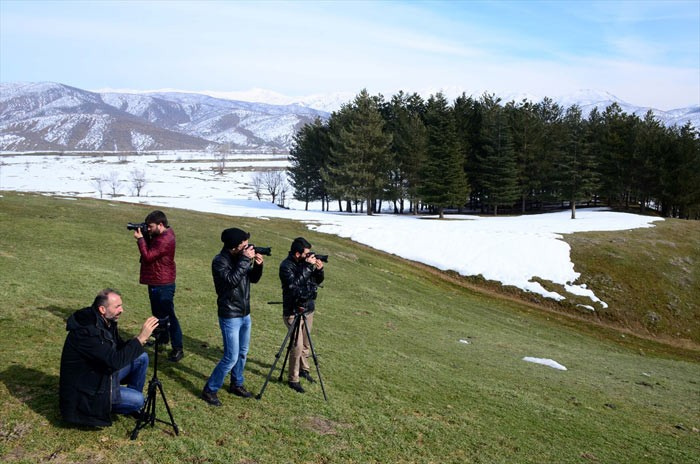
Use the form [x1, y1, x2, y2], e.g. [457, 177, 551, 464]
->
[201, 228, 264, 406]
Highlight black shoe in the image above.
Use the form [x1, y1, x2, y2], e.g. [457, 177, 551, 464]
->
[201, 388, 222, 406]
[288, 381, 305, 394]
[299, 370, 315, 383]
[168, 348, 184, 362]
[228, 385, 253, 398]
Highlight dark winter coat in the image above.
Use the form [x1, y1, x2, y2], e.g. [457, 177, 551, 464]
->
[279, 252, 325, 316]
[59, 306, 144, 427]
[138, 227, 176, 285]
[212, 247, 263, 318]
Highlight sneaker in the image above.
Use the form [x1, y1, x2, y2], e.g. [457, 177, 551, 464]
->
[201, 388, 222, 406]
[299, 370, 315, 383]
[228, 385, 253, 398]
[288, 381, 305, 394]
[168, 348, 184, 362]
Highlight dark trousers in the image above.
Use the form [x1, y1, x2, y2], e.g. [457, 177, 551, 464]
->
[148, 283, 183, 349]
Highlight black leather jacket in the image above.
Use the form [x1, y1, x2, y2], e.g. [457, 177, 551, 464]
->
[59, 306, 144, 427]
[212, 247, 263, 318]
[279, 252, 325, 316]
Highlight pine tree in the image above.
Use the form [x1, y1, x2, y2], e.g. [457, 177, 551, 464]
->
[555, 105, 599, 219]
[323, 90, 392, 215]
[505, 99, 542, 212]
[383, 92, 427, 214]
[532, 97, 565, 208]
[288, 117, 329, 210]
[420, 93, 469, 218]
[478, 94, 519, 215]
[454, 93, 483, 211]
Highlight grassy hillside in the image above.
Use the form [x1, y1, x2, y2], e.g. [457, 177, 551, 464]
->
[0, 192, 698, 463]
[564, 219, 700, 347]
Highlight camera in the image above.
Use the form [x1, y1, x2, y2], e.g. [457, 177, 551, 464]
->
[127, 222, 148, 235]
[249, 244, 272, 256]
[152, 316, 170, 344]
[309, 252, 328, 263]
[297, 281, 318, 305]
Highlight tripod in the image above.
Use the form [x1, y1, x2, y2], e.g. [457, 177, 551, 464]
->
[130, 340, 179, 440]
[256, 308, 327, 401]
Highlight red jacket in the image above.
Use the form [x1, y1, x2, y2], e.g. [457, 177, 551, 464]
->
[138, 227, 176, 285]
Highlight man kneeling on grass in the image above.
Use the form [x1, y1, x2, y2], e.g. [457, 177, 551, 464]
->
[59, 288, 158, 427]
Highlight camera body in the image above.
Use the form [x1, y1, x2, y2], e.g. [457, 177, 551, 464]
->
[127, 222, 148, 236]
[152, 316, 171, 344]
[309, 252, 328, 263]
[297, 280, 318, 305]
[249, 244, 272, 256]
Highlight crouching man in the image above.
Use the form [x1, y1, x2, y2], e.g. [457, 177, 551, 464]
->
[59, 288, 158, 427]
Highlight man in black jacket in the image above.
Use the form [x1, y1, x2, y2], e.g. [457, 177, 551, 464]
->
[201, 227, 264, 406]
[59, 289, 158, 427]
[279, 237, 325, 393]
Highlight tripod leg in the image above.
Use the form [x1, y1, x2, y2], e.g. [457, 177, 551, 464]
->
[256, 314, 299, 400]
[302, 313, 328, 401]
[130, 379, 157, 440]
[155, 382, 179, 435]
[278, 314, 301, 382]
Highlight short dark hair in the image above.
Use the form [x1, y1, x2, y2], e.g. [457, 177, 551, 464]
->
[290, 237, 311, 254]
[145, 210, 168, 227]
[92, 288, 120, 310]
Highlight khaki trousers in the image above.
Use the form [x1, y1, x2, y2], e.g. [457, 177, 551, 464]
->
[283, 312, 314, 382]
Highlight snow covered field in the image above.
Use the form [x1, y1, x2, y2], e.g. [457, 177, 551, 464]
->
[0, 151, 662, 310]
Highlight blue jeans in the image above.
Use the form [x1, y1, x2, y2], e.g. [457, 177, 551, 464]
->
[148, 284, 183, 349]
[112, 352, 149, 414]
[204, 315, 251, 393]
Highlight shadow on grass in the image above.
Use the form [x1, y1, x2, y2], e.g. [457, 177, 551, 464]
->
[0, 365, 63, 427]
[40, 304, 74, 322]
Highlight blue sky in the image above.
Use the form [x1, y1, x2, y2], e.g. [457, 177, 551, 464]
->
[1, 0, 698, 109]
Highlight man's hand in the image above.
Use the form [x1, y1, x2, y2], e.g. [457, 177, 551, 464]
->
[307, 254, 323, 270]
[136, 316, 159, 345]
[134, 229, 143, 240]
[243, 245, 256, 259]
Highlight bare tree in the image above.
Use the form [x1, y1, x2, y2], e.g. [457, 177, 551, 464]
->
[251, 172, 263, 200]
[92, 175, 107, 198]
[214, 143, 230, 174]
[264, 171, 285, 204]
[252, 171, 286, 203]
[108, 171, 121, 197]
[131, 168, 147, 196]
[278, 180, 289, 207]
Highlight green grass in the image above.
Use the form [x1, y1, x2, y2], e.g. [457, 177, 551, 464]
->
[0, 192, 698, 463]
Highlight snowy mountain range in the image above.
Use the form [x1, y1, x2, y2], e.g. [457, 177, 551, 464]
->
[0, 82, 697, 152]
[0, 82, 328, 152]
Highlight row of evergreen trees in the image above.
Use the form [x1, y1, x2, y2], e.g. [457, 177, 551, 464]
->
[288, 89, 700, 219]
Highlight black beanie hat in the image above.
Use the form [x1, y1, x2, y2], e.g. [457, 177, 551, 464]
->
[221, 228, 250, 249]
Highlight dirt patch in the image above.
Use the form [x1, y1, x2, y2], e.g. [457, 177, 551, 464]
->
[304, 416, 352, 436]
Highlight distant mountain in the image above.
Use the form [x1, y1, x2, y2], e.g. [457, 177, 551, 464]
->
[0, 82, 329, 152]
[0, 82, 697, 153]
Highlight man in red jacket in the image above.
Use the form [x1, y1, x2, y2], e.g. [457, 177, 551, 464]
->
[134, 210, 184, 362]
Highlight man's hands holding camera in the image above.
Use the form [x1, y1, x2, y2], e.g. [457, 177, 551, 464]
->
[136, 316, 159, 346]
[306, 253, 324, 270]
[243, 245, 264, 265]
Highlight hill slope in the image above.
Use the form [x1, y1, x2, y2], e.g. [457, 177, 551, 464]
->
[0, 192, 697, 463]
